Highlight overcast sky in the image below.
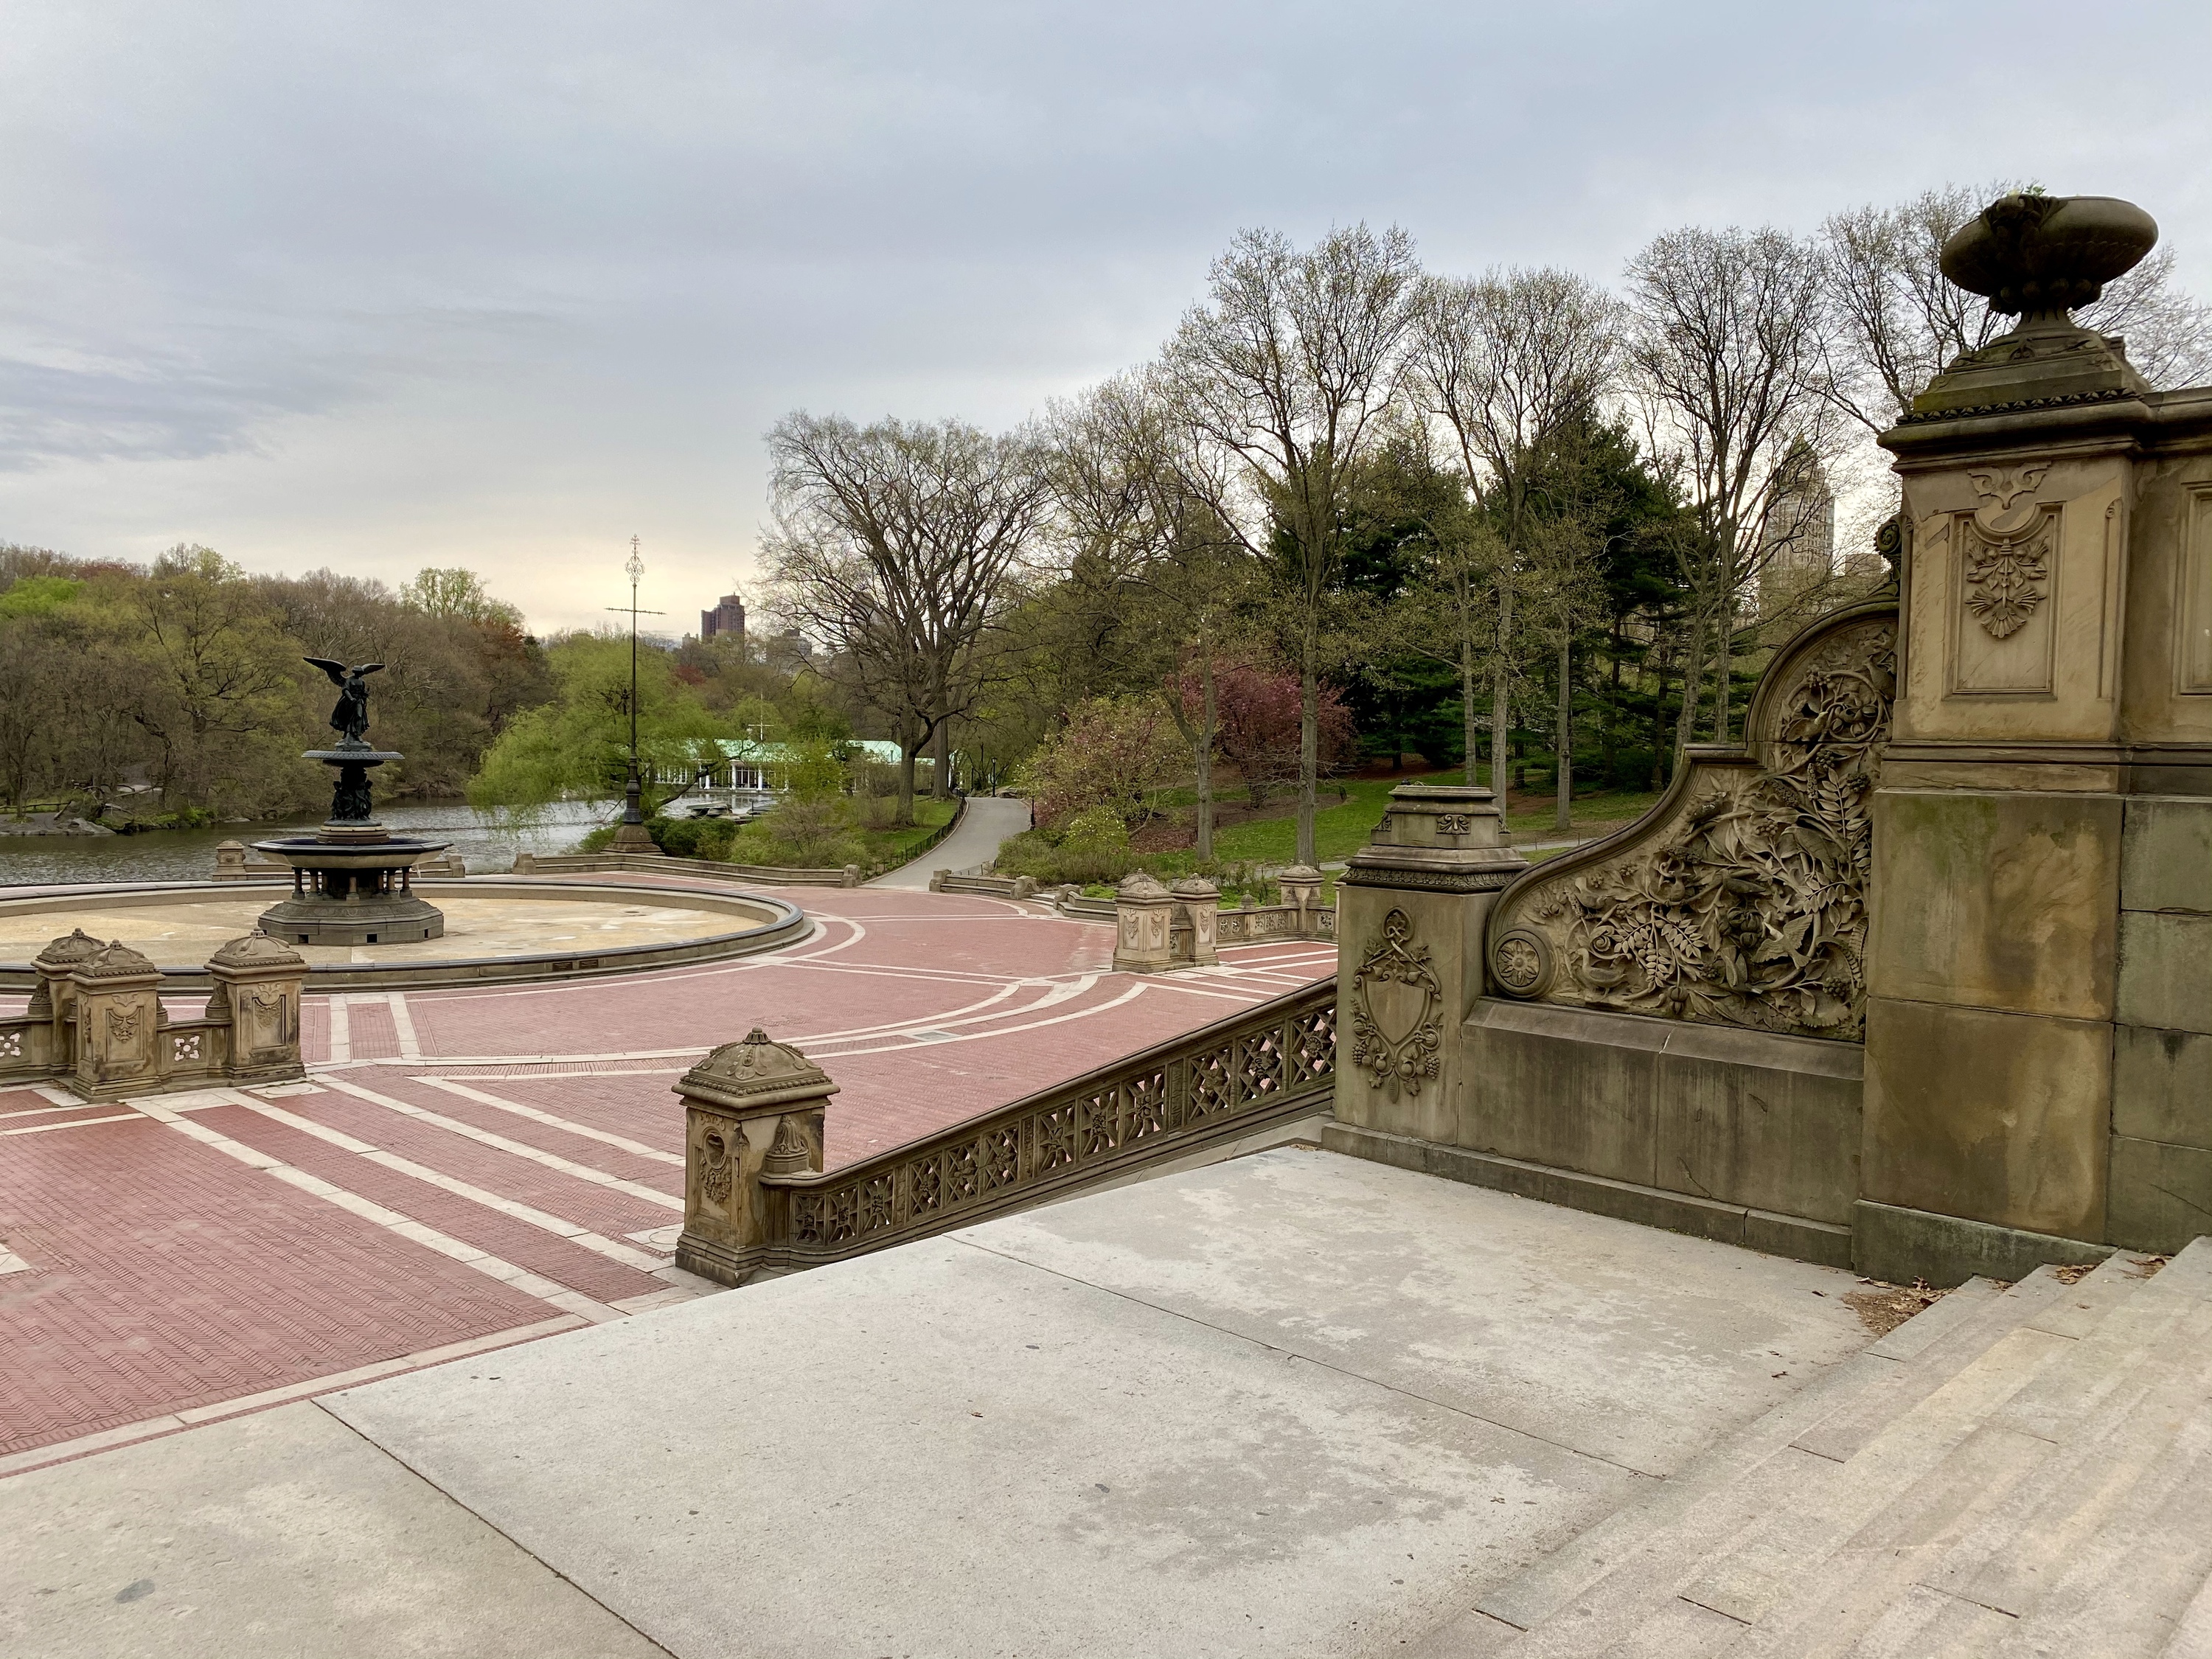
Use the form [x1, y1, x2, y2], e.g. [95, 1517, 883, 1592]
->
[4, 1, 2208, 634]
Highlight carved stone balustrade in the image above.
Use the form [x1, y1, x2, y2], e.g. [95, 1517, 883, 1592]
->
[1111, 872, 1178, 973]
[674, 980, 1335, 1288]
[674, 1028, 836, 1287]
[0, 929, 306, 1099]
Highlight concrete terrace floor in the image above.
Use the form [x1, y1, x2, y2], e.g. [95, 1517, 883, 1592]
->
[1, 1147, 1874, 1659]
[0, 880, 1336, 1468]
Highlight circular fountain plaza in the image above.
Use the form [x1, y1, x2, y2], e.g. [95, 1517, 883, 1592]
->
[0, 876, 807, 990]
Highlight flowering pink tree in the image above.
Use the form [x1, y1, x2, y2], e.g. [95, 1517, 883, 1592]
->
[1180, 662, 1353, 807]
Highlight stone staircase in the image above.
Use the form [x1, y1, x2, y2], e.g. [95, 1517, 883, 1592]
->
[1415, 1237, 2212, 1658]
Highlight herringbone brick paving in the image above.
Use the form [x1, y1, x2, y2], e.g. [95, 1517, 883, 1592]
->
[0, 1111, 547, 1455]
[0, 883, 1332, 1460]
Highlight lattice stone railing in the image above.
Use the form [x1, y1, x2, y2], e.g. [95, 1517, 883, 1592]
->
[675, 979, 1337, 1286]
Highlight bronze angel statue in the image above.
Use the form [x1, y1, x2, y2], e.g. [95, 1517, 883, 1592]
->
[305, 658, 384, 745]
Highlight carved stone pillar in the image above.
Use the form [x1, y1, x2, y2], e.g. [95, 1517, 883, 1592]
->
[1865, 191, 2212, 1277]
[207, 931, 308, 1085]
[1169, 876, 1220, 965]
[67, 942, 166, 1101]
[26, 928, 100, 1046]
[674, 1027, 836, 1287]
[1334, 784, 1526, 1144]
[1277, 865, 1324, 937]
[1111, 872, 1178, 973]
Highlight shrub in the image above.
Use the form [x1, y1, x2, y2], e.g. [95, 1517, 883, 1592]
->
[1017, 695, 1186, 830]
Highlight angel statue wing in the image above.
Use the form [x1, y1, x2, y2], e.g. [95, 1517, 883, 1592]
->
[305, 656, 348, 687]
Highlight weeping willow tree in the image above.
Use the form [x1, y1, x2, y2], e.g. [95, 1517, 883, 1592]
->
[467, 631, 728, 820]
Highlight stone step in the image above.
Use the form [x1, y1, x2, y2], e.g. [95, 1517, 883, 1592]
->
[1718, 1245, 2212, 1658]
[1994, 1352, 2212, 1656]
[1663, 1308, 2076, 1630]
[2163, 1567, 2212, 1659]
[1704, 1286, 2210, 1657]
[1414, 1282, 2051, 1655]
[1441, 1282, 2014, 1648]
[1791, 1269, 2081, 1462]
[1708, 1257, 2212, 1658]
[1922, 1302, 2212, 1624]
[1408, 1242, 2212, 1659]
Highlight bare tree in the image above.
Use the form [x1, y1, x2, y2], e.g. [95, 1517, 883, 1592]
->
[1161, 224, 1425, 865]
[1820, 181, 2212, 434]
[1046, 371, 1251, 860]
[1411, 268, 1618, 812]
[765, 414, 1051, 821]
[1625, 226, 1840, 746]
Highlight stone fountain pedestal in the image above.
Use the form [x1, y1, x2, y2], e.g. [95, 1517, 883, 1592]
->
[252, 742, 451, 947]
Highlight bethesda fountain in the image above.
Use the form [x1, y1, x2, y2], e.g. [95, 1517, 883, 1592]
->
[252, 658, 452, 946]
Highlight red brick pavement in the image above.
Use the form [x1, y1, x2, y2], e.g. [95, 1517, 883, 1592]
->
[0, 1107, 549, 1458]
[0, 883, 1333, 1464]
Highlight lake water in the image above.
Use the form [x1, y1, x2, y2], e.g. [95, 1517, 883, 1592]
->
[0, 799, 615, 888]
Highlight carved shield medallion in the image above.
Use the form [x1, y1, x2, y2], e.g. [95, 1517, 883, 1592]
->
[1349, 909, 1441, 1100]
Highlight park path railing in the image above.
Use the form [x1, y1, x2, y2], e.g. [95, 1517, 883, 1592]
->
[674, 978, 1337, 1285]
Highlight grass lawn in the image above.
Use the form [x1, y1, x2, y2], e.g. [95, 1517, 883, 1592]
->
[1206, 769, 1664, 866]
[858, 797, 959, 868]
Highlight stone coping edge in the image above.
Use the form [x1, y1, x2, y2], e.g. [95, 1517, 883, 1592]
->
[0, 879, 809, 992]
[1321, 1121, 1854, 1270]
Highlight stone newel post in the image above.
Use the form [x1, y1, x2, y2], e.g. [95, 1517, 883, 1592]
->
[674, 1027, 837, 1287]
[1111, 872, 1177, 973]
[1277, 865, 1325, 937]
[1334, 784, 1526, 1145]
[26, 929, 101, 1056]
[206, 931, 309, 1085]
[1169, 876, 1220, 966]
[68, 941, 166, 1101]
[1865, 191, 2212, 1276]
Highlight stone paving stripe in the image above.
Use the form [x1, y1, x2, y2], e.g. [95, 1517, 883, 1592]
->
[0, 1243, 32, 1274]
[0, 1315, 586, 1480]
[801, 981, 1153, 1059]
[414, 1079, 684, 1165]
[29, 1084, 80, 1106]
[126, 1098, 623, 1323]
[327, 994, 352, 1061]
[316, 1076, 684, 1211]
[220, 1091, 675, 1267]
[0, 1113, 139, 1136]
[388, 992, 424, 1060]
[0, 1101, 115, 1121]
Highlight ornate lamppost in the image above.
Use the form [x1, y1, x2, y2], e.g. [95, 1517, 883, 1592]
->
[608, 535, 664, 853]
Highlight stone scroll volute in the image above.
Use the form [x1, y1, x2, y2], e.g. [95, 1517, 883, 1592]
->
[1485, 602, 1898, 1041]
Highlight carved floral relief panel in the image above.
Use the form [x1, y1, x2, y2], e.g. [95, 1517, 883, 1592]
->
[1489, 613, 1896, 1041]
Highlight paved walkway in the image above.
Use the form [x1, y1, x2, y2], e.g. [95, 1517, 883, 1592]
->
[0, 880, 1333, 1470]
[0, 1149, 1874, 1658]
[871, 793, 1031, 886]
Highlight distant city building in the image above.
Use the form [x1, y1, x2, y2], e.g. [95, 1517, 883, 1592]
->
[700, 591, 746, 648]
[1754, 452, 1835, 625]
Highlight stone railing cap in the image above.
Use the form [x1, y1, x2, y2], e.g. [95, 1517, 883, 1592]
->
[1169, 875, 1219, 896]
[677, 1026, 838, 1113]
[1279, 863, 1324, 882]
[73, 939, 160, 980]
[208, 928, 308, 970]
[34, 928, 104, 969]
[1116, 871, 1171, 899]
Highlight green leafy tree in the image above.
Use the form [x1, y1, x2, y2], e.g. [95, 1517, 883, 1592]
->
[467, 633, 727, 816]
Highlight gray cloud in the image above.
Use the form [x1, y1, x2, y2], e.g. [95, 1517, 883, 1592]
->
[3, 0, 2208, 627]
